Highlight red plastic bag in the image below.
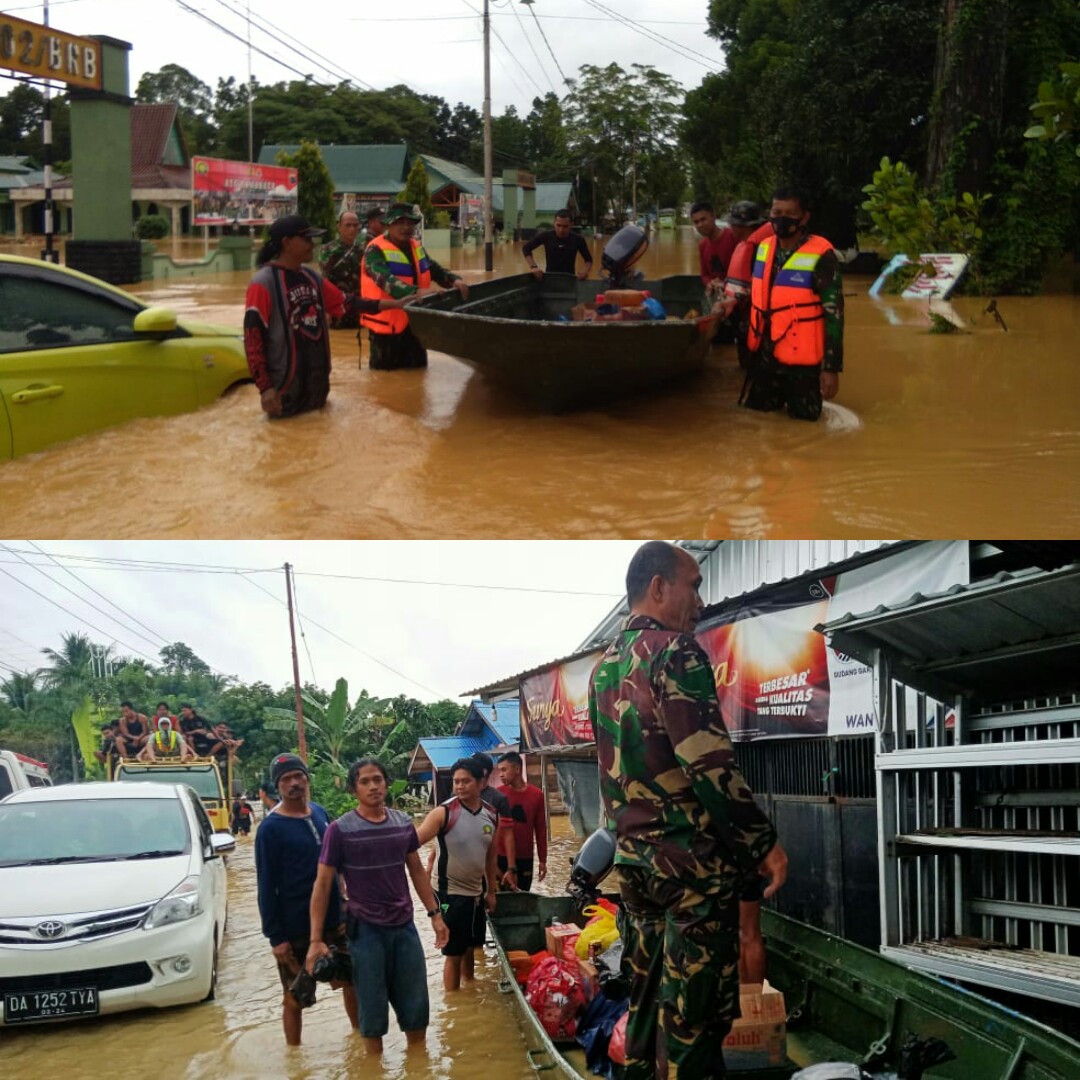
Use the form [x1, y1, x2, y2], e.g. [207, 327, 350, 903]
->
[524, 955, 587, 1040]
[609, 1011, 628, 1066]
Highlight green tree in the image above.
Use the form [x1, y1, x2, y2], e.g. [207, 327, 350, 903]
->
[564, 63, 683, 222]
[159, 641, 211, 677]
[135, 63, 216, 154]
[276, 140, 335, 235]
[1026, 61, 1080, 154]
[0, 84, 71, 164]
[39, 632, 97, 688]
[400, 156, 433, 219]
[0, 670, 41, 717]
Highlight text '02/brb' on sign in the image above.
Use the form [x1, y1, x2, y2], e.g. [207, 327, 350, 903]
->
[0, 14, 102, 91]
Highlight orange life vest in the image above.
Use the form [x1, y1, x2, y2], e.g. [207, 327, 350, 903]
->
[724, 223, 774, 301]
[747, 234, 834, 366]
[360, 234, 432, 335]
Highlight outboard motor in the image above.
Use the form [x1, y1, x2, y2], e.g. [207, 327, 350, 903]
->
[566, 827, 616, 905]
[601, 224, 649, 290]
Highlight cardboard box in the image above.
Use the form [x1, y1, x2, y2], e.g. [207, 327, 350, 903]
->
[544, 923, 581, 962]
[721, 981, 787, 1070]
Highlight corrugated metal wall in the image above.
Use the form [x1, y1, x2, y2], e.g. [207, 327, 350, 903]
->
[688, 540, 899, 607]
[581, 540, 901, 648]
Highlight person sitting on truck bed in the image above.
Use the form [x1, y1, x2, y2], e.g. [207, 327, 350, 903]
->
[116, 701, 150, 757]
[179, 703, 224, 759]
[94, 721, 120, 768]
[138, 717, 194, 762]
[211, 722, 244, 763]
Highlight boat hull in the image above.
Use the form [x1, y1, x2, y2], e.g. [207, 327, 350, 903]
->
[406, 273, 720, 411]
[488, 892, 1080, 1078]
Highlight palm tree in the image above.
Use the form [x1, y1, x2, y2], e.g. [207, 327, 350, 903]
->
[265, 678, 393, 773]
[39, 632, 98, 689]
[0, 669, 41, 716]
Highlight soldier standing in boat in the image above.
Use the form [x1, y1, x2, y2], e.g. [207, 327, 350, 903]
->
[359, 203, 468, 370]
[591, 541, 787, 1080]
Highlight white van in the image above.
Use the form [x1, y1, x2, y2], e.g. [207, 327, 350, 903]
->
[0, 750, 52, 798]
[0, 781, 233, 1025]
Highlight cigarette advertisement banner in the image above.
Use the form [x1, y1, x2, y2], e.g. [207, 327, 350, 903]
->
[695, 541, 968, 739]
[520, 650, 605, 750]
[192, 157, 298, 226]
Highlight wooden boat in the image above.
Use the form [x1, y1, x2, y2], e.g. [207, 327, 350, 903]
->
[406, 272, 720, 412]
[488, 892, 1080, 1078]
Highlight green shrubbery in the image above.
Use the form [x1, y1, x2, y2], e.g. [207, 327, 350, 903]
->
[135, 214, 170, 240]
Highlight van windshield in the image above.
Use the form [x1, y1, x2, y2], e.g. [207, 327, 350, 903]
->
[115, 763, 223, 799]
[0, 797, 191, 866]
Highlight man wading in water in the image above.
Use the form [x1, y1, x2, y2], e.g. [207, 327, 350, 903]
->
[244, 214, 414, 418]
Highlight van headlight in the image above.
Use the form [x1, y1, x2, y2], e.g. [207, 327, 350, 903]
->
[144, 876, 203, 929]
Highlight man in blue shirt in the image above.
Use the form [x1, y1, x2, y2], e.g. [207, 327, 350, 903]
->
[255, 752, 358, 1045]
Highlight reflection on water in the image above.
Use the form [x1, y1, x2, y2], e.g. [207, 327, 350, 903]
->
[0, 816, 587, 1080]
[1, 230, 1078, 537]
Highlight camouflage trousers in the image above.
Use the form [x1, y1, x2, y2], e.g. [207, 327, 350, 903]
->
[741, 356, 823, 421]
[618, 865, 739, 1080]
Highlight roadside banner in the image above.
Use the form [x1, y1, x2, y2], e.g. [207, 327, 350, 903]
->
[460, 195, 483, 230]
[695, 541, 969, 738]
[520, 650, 605, 749]
[192, 156, 298, 226]
[71, 696, 105, 770]
[869, 253, 969, 299]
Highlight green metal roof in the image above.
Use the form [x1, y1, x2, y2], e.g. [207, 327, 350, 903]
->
[417, 153, 482, 191]
[0, 156, 32, 175]
[258, 144, 409, 194]
[457, 179, 574, 214]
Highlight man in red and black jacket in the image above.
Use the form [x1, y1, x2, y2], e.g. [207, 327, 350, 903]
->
[244, 215, 412, 419]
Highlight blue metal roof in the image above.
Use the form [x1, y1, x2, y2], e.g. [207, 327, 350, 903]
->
[414, 735, 492, 771]
[461, 698, 520, 746]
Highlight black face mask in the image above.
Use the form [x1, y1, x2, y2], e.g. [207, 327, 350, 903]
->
[770, 215, 801, 239]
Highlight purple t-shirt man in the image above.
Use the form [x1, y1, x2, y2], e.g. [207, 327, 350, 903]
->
[319, 806, 419, 925]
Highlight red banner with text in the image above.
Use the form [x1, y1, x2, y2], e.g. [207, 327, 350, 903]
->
[519, 651, 605, 750]
[192, 157, 298, 226]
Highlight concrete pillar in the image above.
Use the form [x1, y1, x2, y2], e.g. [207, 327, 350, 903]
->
[67, 36, 142, 283]
[501, 169, 519, 238]
[169, 203, 181, 237]
[522, 186, 537, 230]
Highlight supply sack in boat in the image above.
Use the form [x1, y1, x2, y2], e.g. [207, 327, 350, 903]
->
[575, 913, 620, 960]
[608, 1011, 628, 1066]
[524, 955, 588, 1040]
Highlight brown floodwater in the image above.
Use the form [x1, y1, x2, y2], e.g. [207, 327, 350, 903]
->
[0, 814, 587, 1080]
[1, 231, 1077, 538]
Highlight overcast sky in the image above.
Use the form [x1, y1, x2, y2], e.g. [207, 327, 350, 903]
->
[0, 541, 642, 703]
[7, 0, 723, 116]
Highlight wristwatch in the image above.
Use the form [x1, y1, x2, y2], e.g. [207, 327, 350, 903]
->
[427, 908, 441, 918]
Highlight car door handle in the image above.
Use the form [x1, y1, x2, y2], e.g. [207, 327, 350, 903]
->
[11, 384, 65, 404]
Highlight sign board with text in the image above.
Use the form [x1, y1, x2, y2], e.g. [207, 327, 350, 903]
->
[0, 14, 101, 91]
[192, 157, 298, 227]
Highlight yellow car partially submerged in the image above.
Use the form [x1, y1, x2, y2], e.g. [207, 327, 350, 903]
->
[0, 254, 250, 458]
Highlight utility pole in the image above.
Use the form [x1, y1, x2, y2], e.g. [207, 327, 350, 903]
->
[246, 0, 254, 164]
[41, 0, 57, 263]
[284, 563, 308, 762]
[482, 0, 494, 272]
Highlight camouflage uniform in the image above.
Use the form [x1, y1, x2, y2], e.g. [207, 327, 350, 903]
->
[320, 238, 363, 329]
[742, 235, 844, 421]
[590, 614, 777, 1080]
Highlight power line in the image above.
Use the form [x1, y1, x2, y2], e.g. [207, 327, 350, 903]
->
[582, 0, 715, 70]
[210, 0, 376, 90]
[525, 3, 570, 88]
[0, 566, 161, 667]
[289, 572, 318, 687]
[0, 547, 621, 597]
[1, 545, 165, 655]
[239, 574, 441, 697]
[24, 540, 171, 647]
[460, 0, 546, 97]
[509, 1, 558, 96]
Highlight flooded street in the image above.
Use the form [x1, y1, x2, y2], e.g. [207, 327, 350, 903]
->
[1, 231, 1077, 538]
[0, 815, 586, 1080]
